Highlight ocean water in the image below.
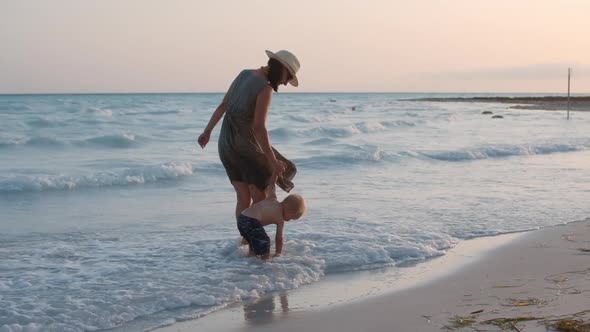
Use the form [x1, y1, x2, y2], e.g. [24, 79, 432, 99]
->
[1, 93, 589, 331]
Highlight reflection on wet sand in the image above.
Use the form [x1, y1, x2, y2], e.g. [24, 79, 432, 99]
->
[243, 292, 289, 325]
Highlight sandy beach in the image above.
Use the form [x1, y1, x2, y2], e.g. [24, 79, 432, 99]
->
[406, 96, 590, 111]
[156, 219, 590, 332]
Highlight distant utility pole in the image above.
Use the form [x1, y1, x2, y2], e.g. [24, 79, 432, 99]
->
[567, 68, 572, 120]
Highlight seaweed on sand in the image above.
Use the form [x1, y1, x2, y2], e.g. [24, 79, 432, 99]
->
[547, 319, 590, 332]
[481, 316, 541, 331]
[445, 315, 477, 330]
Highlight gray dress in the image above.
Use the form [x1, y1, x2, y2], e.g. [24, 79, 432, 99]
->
[217, 70, 296, 192]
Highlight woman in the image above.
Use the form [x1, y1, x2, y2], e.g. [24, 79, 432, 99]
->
[197, 49, 300, 221]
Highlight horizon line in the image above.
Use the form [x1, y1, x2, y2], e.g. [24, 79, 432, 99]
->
[2, 91, 589, 96]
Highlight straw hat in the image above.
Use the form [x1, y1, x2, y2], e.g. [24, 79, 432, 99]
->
[265, 50, 300, 87]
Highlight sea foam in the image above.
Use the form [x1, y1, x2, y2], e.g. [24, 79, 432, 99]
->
[0, 162, 193, 193]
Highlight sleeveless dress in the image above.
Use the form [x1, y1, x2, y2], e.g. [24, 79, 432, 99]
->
[217, 70, 296, 192]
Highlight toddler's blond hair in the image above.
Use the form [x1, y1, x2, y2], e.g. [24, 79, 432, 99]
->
[282, 194, 306, 218]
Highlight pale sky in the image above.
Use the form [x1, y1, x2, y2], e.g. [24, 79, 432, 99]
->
[1, 0, 589, 94]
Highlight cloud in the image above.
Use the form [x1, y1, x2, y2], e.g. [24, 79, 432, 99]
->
[421, 63, 590, 80]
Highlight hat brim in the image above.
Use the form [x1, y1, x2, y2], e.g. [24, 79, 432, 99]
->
[265, 50, 299, 87]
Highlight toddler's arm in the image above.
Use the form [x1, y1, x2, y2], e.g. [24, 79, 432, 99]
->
[274, 222, 284, 257]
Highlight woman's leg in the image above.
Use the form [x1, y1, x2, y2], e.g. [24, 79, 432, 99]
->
[232, 181, 252, 247]
[232, 181, 252, 221]
[247, 186, 266, 247]
[249, 184, 267, 204]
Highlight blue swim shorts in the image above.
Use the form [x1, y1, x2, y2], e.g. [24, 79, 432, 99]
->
[237, 214, 270, 256]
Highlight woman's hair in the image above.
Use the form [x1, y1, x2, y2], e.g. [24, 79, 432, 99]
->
[267, 58, 289, 92]
[283, 194, 306, 218]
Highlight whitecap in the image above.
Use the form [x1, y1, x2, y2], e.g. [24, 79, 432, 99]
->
[0, 162, 194, 193]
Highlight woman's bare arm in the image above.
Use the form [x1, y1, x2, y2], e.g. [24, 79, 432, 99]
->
[198, 88, 231, 148]
[265, 172, 278, 199]
[252, 85, 282, 170]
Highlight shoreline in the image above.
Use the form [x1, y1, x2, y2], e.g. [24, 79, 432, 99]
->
[153, 219, 590, 332]
[405, 96, 590, 111]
